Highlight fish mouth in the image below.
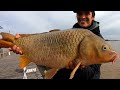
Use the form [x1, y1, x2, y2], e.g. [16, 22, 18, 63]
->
[111, 54, 119, 64]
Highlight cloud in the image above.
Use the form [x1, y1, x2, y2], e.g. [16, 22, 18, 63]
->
[0, 11, 120, 40]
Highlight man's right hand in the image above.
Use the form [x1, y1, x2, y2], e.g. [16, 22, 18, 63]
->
[9, 34, 23, 55]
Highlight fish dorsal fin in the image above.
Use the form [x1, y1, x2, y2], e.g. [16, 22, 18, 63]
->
[49, 29, 61, 32]
[44, 68, 59, 79]
[19, 56, 31, 69]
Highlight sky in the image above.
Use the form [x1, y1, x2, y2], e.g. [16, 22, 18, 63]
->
[0, 11, 120, 40]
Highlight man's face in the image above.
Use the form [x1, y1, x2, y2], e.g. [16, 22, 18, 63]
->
[76, 11, 95, 28]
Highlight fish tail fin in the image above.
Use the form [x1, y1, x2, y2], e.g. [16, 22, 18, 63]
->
[0, 39, 14, 48]
[0, 32, 15, 42]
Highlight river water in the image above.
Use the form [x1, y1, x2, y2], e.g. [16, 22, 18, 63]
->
[100, 41, 120, 79]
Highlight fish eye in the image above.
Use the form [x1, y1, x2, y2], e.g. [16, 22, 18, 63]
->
[102, 45, 108, 50]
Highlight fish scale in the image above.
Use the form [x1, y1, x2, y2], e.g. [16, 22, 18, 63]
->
[0, 28, 119, 79]
[12, 29, 89, 68]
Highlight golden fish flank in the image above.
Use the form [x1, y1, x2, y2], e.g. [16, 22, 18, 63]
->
[0, 28, 119, 79]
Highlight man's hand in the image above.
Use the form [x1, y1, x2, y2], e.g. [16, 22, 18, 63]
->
[8, 34, 23, 55]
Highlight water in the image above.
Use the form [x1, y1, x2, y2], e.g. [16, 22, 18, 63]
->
[100, 41, 120, 79]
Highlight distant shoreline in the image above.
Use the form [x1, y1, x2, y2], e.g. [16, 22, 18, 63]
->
[105, 40, 120, 41]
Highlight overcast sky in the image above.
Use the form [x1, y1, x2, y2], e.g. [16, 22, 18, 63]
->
[0, 11, 120, 40]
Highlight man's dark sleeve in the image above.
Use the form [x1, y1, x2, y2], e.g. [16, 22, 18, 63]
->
[92, 27, 104, 39]
[73, 64, 101, 79]
[52, 64, 101, 79]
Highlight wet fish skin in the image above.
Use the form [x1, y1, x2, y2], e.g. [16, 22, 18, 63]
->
[0, 28, 119, 79]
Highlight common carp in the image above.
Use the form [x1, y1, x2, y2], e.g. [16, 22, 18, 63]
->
[0, 28, 119, 79]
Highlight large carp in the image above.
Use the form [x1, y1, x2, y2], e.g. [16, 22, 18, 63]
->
[0, 28, 119, 79]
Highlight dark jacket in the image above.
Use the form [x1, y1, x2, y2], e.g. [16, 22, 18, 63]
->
[52, 21, 104, 80]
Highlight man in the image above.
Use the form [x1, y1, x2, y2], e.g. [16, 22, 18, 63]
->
[52, 11, 104, 79]
[10, 11, 104, 79]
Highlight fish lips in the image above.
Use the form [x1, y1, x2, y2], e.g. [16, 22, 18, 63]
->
[111, 54, 119, 64]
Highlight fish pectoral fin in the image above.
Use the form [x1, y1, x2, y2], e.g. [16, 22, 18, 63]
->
[19, 56, 31, 69]
[44, 68, 59, 79]
[69, 61, 82, 79]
